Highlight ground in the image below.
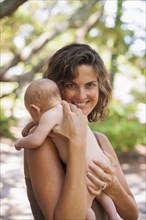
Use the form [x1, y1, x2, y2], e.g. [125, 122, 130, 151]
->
[0, 137, 146, 220]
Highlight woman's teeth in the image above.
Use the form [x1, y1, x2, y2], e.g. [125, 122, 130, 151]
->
[74, 102, 87, 108]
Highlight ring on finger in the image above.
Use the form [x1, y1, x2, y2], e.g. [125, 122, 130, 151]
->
[101, 182, 107, 191]
[94, 188, 102, 195]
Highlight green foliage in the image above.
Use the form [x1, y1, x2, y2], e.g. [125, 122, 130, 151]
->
[90, 101, 145, 153]
[130, 88, 145, 103]
[0, 108, 16, 139]
[1, 0, 145, 148]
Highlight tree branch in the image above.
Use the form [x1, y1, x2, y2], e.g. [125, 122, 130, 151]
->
[0, 57, 49, 99]
[0, 0, 28, 19]
[75, 1, 105, 42]
[0, 0, 98, 80]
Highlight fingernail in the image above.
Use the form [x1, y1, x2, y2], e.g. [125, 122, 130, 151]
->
[87, 172, 91, 177]
[93, 158, 103, 164]
[89, 163, 94, 169]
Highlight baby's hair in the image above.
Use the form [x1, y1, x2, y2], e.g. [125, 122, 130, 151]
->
[24, 79, 61, 110]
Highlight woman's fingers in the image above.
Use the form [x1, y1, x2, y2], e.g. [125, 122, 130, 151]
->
[87, 172, 107, 196]
[88, 152, 117, 192]
[89, 162, 106, 180]
[92, 152, 117, 175]
[61, 101, 83, 118]
[87, 171, 107, 190]
[69, 103, 78, 112]
[61, 101, 71, 115]
[90, 160, 115, 183]
[103, 151, 117, 167]
[53, 101, 87, 144]
[87, 185, 102, 196]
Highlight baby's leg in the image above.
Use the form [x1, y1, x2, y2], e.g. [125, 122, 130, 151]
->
[97, 193, 119, 220]
[86, 208, 96, 220]
[86, 182, 96, 220]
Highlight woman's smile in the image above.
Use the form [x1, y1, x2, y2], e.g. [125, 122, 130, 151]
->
[72, 101, 89, 108]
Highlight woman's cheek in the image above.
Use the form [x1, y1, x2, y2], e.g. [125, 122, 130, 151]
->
[62, 90, 75, 102]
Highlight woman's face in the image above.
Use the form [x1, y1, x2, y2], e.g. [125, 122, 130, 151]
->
[62, 65, 99, 116]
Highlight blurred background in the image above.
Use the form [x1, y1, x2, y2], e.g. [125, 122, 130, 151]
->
[0, 0, 145, 219]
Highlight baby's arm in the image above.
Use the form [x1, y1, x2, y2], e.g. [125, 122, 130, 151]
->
[15, 112, 58, 150]
[21, 121, 36, 137]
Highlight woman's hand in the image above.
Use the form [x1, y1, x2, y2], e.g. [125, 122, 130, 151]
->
[87, 146, 139, 220]
[87, 151, 117, 196]
[52, 101, 88, 145]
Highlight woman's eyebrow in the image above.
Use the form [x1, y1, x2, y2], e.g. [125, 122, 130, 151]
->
[65, 80, 98, 84]
[65, 81, 77, 84]
[87, 80, 98, 83]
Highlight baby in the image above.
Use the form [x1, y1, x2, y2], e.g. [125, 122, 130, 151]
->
[15, 79, 118, 220]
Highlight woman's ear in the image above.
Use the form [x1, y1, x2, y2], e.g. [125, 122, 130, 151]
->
[30, 104, 41, 114]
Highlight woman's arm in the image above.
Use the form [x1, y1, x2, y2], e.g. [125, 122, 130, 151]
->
[87, 132, 139, 220]
[26, 101, 88, 219]
[52, 102, 88, 219]
[26, 138, 64, 219]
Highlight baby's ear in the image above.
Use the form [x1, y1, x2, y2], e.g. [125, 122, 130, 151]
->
[30, 104, 41, 114]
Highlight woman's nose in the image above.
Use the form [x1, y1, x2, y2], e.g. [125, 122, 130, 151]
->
[76, 87, 87, 99]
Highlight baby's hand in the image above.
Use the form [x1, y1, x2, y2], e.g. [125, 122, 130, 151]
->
[21, 127, 28, 137]
[21, 121, 36, 137]
[14, 140, 22, 151]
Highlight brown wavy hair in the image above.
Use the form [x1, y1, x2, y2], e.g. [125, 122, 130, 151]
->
[43, 43, 112, 122]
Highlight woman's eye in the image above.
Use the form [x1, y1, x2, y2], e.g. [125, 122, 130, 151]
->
[64, 83, 76, 89]
[86, 83, 97, 89]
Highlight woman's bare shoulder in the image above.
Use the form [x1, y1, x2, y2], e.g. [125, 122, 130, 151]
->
[93, 131, 109, 146]
[93, 131, 117, 158]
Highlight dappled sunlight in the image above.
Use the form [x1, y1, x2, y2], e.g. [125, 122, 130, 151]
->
[120, 151, 146, 219]
[0, 0, 145, 218]
[0, 137, 146, 219]
[1, 139, 33, 219]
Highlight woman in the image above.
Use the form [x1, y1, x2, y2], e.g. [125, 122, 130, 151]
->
[24, 43, 138, 220]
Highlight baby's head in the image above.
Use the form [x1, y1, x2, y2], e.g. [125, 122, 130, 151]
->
[24, 79, 61, 122]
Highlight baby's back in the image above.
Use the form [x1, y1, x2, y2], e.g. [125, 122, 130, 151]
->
[86, 128, 110, 169]
[50, 104, 68, 163]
